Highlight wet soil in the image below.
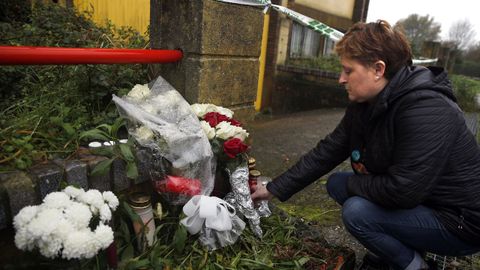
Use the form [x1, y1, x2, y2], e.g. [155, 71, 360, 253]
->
[245, 108, 367, 265]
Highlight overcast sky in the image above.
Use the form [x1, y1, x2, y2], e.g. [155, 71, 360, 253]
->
[366, 0, 479, 42]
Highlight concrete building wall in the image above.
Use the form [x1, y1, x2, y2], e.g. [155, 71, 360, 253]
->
[295, 0, 355, 19]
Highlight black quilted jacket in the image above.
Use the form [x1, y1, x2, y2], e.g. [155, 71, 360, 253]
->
[267, 66, 480, 246]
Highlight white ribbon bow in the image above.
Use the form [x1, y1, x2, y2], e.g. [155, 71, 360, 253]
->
[180, 195, 237, 234]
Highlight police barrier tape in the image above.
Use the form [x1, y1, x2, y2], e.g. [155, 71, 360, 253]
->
[214, 0, 438, 65]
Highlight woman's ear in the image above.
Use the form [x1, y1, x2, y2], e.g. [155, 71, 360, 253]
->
[374, 60, 386, 78]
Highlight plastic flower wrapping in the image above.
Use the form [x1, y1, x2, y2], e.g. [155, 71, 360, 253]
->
[13, 186, 119, 260]
[112, 76, 216, 205]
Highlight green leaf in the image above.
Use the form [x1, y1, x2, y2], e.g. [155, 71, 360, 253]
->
[111, 117, 126, 138]
[121, 244, 135, 262]
[173, 224, 187, 253]
[119, 144, 135, 161]
[120, 219, 131, 241]
[90, 146, 114, 158]
[123, 201, 142, 223]
[95, 123, 112, 135]
[49, 116, 63, 125]
[79, 129, 111, 142]
[91, 158, 114, 176]
[126, 259, 150, 270]
[126, 161, 138, 180]
[62, 122, 75, 136]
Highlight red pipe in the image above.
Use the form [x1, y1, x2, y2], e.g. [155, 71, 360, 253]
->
[0, 46, 183, 65]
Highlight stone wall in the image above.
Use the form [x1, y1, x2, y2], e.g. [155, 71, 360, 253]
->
[153, 0, 264, 122]
[0, 148, 152, 230]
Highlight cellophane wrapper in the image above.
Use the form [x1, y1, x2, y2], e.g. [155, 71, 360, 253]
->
[112, 76, 216, 205]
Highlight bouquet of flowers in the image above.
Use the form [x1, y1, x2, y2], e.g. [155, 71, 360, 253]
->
[190, 103, 249, 163]
[13, 186, 119, 260]
[112, 77, 216, 205]
[191, 103, 268, 237]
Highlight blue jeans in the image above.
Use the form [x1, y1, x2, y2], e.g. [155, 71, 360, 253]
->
[326, 172, 480, 270]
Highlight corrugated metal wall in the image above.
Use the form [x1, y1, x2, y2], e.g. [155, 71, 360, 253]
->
[74, 0, 150, 35]
[39, 0, 150, 35]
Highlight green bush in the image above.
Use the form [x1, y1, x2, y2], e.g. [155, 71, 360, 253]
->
[450, 75, 480, 112]
[453, 60, 480, 78]
[0, 4, 148, 171]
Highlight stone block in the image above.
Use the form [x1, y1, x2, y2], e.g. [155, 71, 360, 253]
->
[0, 172, 15, 229]
[200, 0, 263, 56]
[159, 0, 263, 56]
[135, 148, 153, 185]
[54, 159, 88, 189]
[3, 172, 38, 218]
[29, 163, 63, 200]
[0, 192, 9, 230]
[112, 159, 131, 192]
[184, 56, 259, 107]
[84, 155, 112, 192]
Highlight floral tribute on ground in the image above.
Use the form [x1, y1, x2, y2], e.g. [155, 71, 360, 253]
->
[112, 77, 216, 206]
[13, 186, 119, 260]
[113, 76, 270, 250]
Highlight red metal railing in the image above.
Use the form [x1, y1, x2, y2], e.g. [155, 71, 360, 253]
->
[0, 46, 183, 65]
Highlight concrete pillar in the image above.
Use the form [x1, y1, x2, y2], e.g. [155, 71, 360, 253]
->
[154, 0, 264, 121]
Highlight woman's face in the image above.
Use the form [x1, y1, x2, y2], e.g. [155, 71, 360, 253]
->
[338, 57, 387, 103]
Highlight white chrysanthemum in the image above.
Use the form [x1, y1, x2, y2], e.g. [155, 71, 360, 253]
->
[94, 224, 114, 249]
[38, 237, 62, 258]
[62, 230, 98, 259]
[200, 120, 216, 140]
[14, 227, 35, 251]
[127, 83, 150, 101]
[27, 208, 63, 240]
[63, 186, 85, 199]
[99, 204, 112, 222]
[13, 205, 38, 230]
[215, 121, 249, 141]
[134, 125, 154, 143]
[64, 201, 92, 229]
[43, 192, 72, 209]
[102, 191, 119, 211]
[52, 218, 75, 243]
[78, 189, 104, 214]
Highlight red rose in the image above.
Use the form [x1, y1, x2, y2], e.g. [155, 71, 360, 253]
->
[203, 112, 229, 127]
[228, 118, 242, 127]
[223, 138, 249, 158]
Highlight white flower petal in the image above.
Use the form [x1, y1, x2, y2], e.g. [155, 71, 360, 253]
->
[102, 191, 119, 211]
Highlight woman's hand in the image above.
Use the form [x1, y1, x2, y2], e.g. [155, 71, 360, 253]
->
[251, 182, 274, 204]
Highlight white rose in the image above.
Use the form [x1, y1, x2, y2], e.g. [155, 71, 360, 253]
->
[135, 125, 154, 143]
[216, 121, 249, 141]
[215, 106, 234, 119]
[127, 83, 150, 101]
[200, 120, 216, 140]
[190, 103, 210, 118]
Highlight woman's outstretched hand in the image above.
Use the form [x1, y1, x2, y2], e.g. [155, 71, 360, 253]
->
[251, 182, 274, 204]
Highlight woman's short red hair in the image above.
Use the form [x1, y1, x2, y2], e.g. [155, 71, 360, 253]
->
[335, 20, 412, 79]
